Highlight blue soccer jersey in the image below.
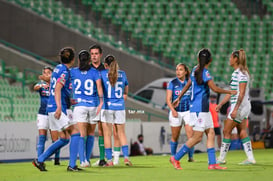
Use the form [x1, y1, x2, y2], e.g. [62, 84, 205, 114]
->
[70, 67, 101, 107]
[35, 81, 50, 115]
[100, 69, 128, 110]
[190, 66, 212, 113]
[167, 78, 191, 112]
[47, 64, 71, 114]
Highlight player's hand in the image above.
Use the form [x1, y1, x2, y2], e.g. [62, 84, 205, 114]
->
[215, 104, 221, 112]
[70, 98, 78, 105]
[172, 98, 180, 108]
[231, 109, 237, 120]
[230, 90, 237, 95]
[172, 110, 178, 118]
[54, 107, 62, 120]
[96, 102, 103, 116]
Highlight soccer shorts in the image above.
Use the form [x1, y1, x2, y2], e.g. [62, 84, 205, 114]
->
[73, 106, 101, 124]
[101, 109, 125, 124]
[190, 112, 214, 132]
[48, 111, 75, 131]
[37, 114, 49, 130]
[169, 110, 191, 127]
[228, 103, 251, 124]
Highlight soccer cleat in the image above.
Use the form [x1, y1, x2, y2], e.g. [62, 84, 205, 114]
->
[80, 160, 90, 168]
[98, 159, 107, 166]
[67, 165, 83, 172]
[238, 159, 256, 165]
[54, 158, 60, 165]
[32, 159, 47, 171]
[92, 159, 100, 166]
[113, 159, 119, 165]
[188, 158, 195, 162]
[124, 158, 133, 166]
[208, 164, 227, 170]
[104, 161, 114, 167]
[216, 159, 227, 164]
[170, 156, 183, 170]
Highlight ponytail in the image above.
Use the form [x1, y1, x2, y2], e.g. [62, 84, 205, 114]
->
[195, 48, 212, 85]
[105, 55, 119, 87]
[78, 50, 91, 71]
[238, 49, 250, 75]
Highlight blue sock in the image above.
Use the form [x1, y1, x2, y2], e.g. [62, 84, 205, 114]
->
[105, 148, 112, 161]
[37, 135, 46, 157]
[170, 141, 178, 156]
[188, 146, 194, 159]
[38, 138, 69, 163]
[79, 137, 86, 163]
[86, 135, 94, 162]
[69, 133, 80, 168]
[174, 144, 190, 161]
[207, 148, 216, 165]
[52, 141, 60, 159]
[122, 145, 129, 158]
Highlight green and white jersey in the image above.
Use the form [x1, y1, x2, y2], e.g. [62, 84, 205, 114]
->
[230, 68, 250, 105]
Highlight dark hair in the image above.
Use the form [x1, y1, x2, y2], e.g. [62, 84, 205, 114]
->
[104, 55, 119, 86]
[89, 44, 102, 54]
[59, 47, 75, 64]
[195, 48, 212, 85]
[138, 134, 143, 139]
[78, 50, 91, 71]
[43, 66, 53, 72]
[176, 63, 190, 79]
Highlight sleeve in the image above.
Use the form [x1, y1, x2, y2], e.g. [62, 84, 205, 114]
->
[124, 72, 128, 86]
[94, 69, 101, 81]
[167, 80, 173, 90]
[203, 69, 212, 83]
[57, 70, 68, 86]
[238, 72, 248, 83]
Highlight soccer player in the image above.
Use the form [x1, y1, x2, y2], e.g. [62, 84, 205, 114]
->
[100, 55, 132, 166]
[32, 47, 81, 172]
[170, 48, 236, 170]
[216, 49, 256, 165]
[70, 50, 103, 167]
[34, 66, 61, 165]
[166, 63, 195, 162]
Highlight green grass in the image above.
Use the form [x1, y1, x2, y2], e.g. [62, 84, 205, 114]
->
[0, 149, 273, 181]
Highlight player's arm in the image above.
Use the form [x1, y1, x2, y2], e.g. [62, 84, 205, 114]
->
[172, 79, 191, 107]
[123, 85, 128, 101]
[54, 82, 63, 119]
[208, 80, 236, 95]
[231, 82, 246, 119]
[33, 83, 42, 91]
[216, 94, 231, 112]
[96, 79, 104, 115]
[166, 90, 178, 117]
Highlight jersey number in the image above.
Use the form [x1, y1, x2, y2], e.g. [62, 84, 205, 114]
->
[50, 77, 57, 96]
[106, 81, 122, 98]
[74, 79, 94, 95]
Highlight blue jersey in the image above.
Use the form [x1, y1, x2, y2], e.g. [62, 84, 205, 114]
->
[100, 69, 128, 110]
[36, 81, 50, 115]
[70, 67, 101, 107]
[47, 64, 71, 114]
[167, 78, 191, 112]
[190, 66, 212, 113]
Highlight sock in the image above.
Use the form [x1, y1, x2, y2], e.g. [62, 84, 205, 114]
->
[105, 148, 112, 161]
[170, 141, 178, 156]
[174, 144, 190, 161]
[79, 136, 86, 163]
[69, 133, 80, 168]
[37, 135, 46, 157]
[122, 145, 129, 158]
[86, 135, 94, 162]
[207, 147, 216, 165]
[99, 136, 105, 160]
[219, 138, 231, 161]
[38, 138, 69, 163]
[113, 147, 121, 163]
[242, 137, 255, 161]
[188, 146, 194, 159]
[52, 141, 60, 159]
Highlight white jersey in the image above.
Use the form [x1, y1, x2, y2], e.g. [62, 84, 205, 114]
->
[230, 68, 250, 106]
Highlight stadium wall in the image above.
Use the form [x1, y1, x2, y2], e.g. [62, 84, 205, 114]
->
[0, 1, 175, 92]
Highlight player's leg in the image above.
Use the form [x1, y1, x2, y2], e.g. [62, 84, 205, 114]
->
[50, 130, 60, 165]
[113, 124, 121, 165]
[98, 121, 107, 166]
[85, 123, 95, 164]
[185, 124, 194, 161]
[102, 122, 113, 166]
[169, 111, 182, 157]
[77, 122, 88, 166]
[36, 114, 49, 157]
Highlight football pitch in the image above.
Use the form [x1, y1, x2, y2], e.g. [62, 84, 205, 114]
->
[0, 149, 272, 181]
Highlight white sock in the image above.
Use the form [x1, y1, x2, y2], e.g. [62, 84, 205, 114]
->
[242, 140, 255, 161]
[218, 139, 231, 161]
[113, 151, 120, 164]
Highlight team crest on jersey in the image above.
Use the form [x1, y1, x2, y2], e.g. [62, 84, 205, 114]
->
[69, 83, 72, 89]
[206, 71, 211, 79]
[58, 73, 66, 85]
[175, 90, 181, 95]
[197, 117, 203, 124]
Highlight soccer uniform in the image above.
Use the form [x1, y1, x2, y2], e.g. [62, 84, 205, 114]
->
[100, 69, 128, 124]
[35, 81, 50, 130]
[70, 67, 101, 123]
[228, 68, 251, 123]
[167, 77, 191, 127]
[189, 66, 214, 132]
[47, 64, 73, 131]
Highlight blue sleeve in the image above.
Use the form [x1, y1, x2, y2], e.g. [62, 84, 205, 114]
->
[123, 72, 128, 86]
[167, 80, 173, 90]
[94, 69, 101, 81]
[203, 69, 212, 83]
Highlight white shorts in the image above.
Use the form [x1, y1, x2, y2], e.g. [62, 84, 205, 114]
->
[48, 111, 76, 131]
[37, 114, 49, 130]
[101, 109, 125, 124]
[73, 106, 101, 124]
[190, 112, 214, 132]
[169, 111, 191, 127]
[228, 103, 251, 123]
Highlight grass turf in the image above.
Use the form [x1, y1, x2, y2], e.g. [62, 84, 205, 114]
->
[0, 149, 272, 181]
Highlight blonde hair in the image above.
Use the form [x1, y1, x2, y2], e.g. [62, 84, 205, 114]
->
[233, 49, 250, 75]
[105, 55, 119, 87]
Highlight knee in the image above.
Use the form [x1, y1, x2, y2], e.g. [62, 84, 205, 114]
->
[239, 130, 247, 139]
[223, 128, 231, 137]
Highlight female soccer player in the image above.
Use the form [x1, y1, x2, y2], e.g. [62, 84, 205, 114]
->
[170, 48, 236, 170]
[100, 55, 132, 166]
[34, 66, 61, 165]
[216, 49, 256, 165]
[166, 63, 195, 162]
[33, 47, 81, 172]
[70, 50, 103, 167]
